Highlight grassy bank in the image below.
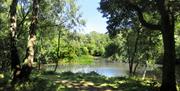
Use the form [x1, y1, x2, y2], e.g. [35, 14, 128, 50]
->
[59, 55, 94, 65]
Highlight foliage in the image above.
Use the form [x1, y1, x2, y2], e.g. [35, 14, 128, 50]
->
[0, 1, 11, 71]
[36, 30, 110, 64]
[104, 28, 162, 74]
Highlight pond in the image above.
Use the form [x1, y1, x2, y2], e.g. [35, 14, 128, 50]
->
[44, 57, 180, 81]
[45, 57, 129, 77]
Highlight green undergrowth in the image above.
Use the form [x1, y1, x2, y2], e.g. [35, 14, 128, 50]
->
[1, 71, 179, 91]
[0, 72, 11, 90]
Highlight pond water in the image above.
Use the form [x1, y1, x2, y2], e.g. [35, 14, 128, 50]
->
[45, 58, 129, 77]
[45, 57, 180, 81]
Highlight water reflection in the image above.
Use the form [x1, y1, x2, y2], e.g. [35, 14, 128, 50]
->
[45, 59, 180, 82]
[46, 61, 129, 77]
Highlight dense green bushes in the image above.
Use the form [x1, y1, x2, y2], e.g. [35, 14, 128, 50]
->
[36, 31, 110, 64]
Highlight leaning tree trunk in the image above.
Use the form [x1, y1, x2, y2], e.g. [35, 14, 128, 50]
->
[142, 62, 147, 80]
[19, 0, 40, 80]
[9, 0, 22, 84]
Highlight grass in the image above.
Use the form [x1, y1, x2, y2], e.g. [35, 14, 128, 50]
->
[74, 55, 94, 64]
[1, 71, 180, 91]
[52, 71, 160, 91]
[59, 55, 94, 65]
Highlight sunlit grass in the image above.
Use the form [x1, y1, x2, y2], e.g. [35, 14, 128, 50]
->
[39, 71, 160, 91]
[74, 55, 94, 64]
[2, 71, 180, 91]
[59, 55, 94, 65]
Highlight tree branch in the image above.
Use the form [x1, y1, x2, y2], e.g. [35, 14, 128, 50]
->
[18, 9, 30, 27]
[128, 2, 161, 30]
[16, 9, 30, 38]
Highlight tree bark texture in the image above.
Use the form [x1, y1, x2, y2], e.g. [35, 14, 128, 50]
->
[9, 0, 22, 84]
[11, 0, 40, 82]
[20, 0, 40, 79]
[157, 0, 177, 91]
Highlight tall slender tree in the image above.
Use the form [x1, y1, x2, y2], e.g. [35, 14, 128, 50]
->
[21, 0, 40, 79]
[9, 0, 21, 83]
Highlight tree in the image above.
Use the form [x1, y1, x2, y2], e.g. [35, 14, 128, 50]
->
[9, 0, 21, 83]
[99, 0, 180, 90]
[21, 0, 40, 79]
[86, 31, 109, 56]
[35, 0, 85, 67]
[105, 27, 161, 75]
[11, 0, 40, 83]
[126, 28, 140, 75]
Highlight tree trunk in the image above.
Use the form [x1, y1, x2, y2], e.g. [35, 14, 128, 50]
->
[157, 0, 177, 91]
[161, 23, 176, 91]
[128, 29, 140, 75]
[142, 62, 147, 80]
[128, 61, 133, 75]
[9, 0, 22, 84]
[133, 62, 139, 75]
[160, 19, 176, 91]
[20, 0, 40, 80]
[54, 29, 61, 72]
[38, 31, 43, 70]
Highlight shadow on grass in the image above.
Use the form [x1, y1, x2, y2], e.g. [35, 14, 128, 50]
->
[44, 71, 160, 91]
[1, 71, 161, 91]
